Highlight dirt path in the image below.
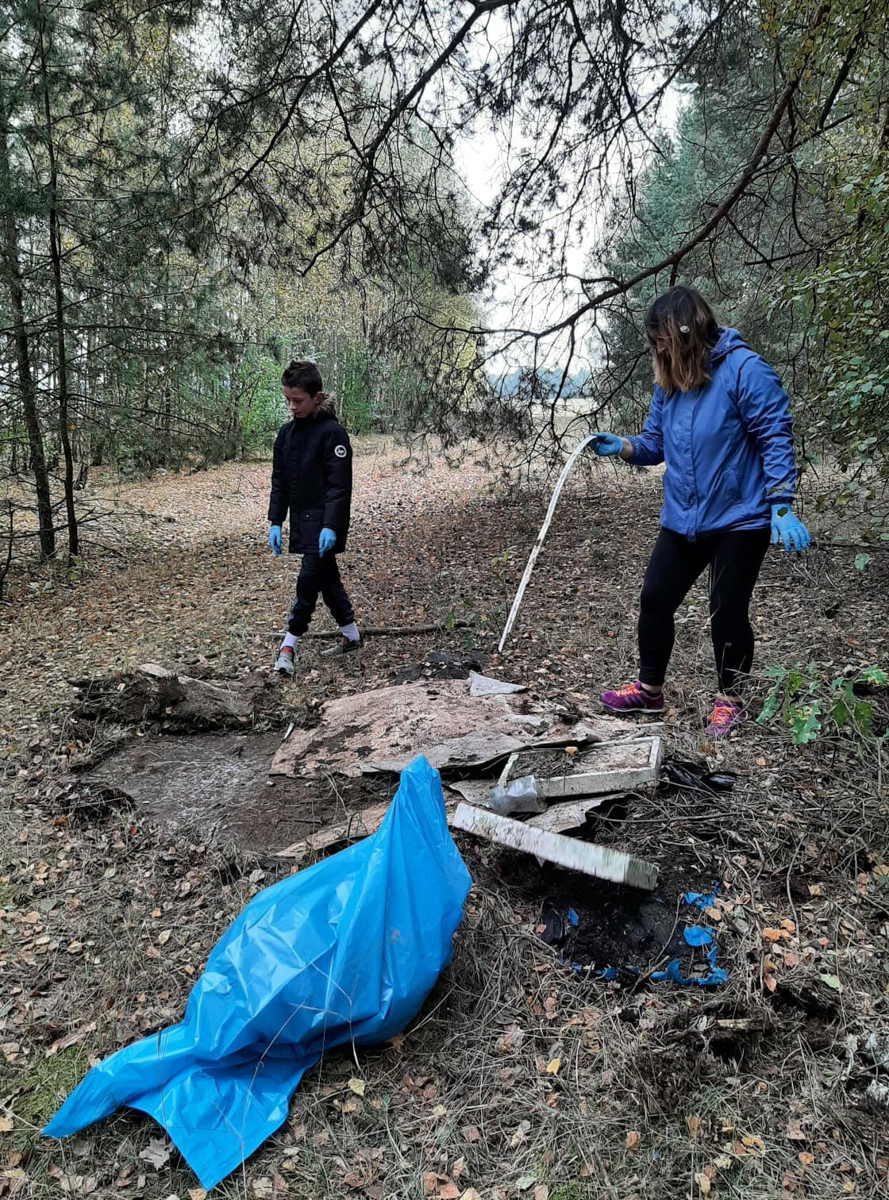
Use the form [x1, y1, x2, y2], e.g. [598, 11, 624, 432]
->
[1, 444, 888, 1200]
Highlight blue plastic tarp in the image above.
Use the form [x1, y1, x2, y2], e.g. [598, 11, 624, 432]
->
[44, 756, 471, 1190]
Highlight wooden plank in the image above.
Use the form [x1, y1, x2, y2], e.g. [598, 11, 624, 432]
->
[275, 803, 391, 861]
[277, 799, 459, 862]
[449, 802, 658, 890]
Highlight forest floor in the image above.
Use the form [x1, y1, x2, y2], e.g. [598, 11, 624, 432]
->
[1, 440, 888, 1200]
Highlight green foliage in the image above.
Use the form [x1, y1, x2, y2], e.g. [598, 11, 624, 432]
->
[237, 352, 288, 451]
[758, 663, 887, 744]
[339, 343, 376, 434]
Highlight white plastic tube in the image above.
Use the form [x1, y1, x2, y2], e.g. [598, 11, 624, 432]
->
[498, 433, 595, 652]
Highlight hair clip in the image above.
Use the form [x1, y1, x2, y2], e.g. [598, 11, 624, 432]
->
[679, 325, 690, 333]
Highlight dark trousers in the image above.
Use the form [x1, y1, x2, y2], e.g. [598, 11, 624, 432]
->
[288, 553, 355, 637]
[638, 527, 770, 695]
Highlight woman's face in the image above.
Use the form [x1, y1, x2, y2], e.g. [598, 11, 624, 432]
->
[283, 386, 319, 419]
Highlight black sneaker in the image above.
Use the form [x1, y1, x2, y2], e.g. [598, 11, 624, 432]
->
[322, 635, 363, 657]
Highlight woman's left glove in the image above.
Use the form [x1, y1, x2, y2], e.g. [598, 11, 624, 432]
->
[318, 527, 337, 557]
[268, 524, 282, 556]
[770, 504, 810, 553]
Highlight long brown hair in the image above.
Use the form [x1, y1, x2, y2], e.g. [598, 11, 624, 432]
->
[644, 287, 720, 396]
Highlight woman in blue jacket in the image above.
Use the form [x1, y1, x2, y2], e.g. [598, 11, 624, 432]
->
[590, 287, 810, 736]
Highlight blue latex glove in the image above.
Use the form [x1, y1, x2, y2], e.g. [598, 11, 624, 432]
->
[587, 432, 624, 457]
[318, 527, 336, 557]
[770, 504, 810, 553]
[268, 525, 282, 556]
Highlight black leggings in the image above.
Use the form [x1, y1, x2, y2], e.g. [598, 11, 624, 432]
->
[638, 527, 770, 695]
[288, 553, 355, 637]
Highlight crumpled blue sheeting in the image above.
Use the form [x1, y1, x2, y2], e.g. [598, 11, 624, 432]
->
[44, 756, 471, 1191]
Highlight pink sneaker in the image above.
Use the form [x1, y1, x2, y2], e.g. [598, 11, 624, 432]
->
[600, 681, 664, 713]
[705, 699, 745, 737]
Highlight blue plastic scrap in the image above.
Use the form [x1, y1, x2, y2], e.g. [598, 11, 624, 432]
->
[651, 959, 728, 987]
[566, 907, 580, 927]
[684, 882, 720, 909]
[682, 925, 713, 948]
[44, 756, 471, 1191]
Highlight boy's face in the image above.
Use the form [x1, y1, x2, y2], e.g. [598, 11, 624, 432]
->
[283, 386, 318, 419]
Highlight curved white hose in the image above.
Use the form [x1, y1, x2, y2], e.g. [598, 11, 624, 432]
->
[498, 433, 596, 652]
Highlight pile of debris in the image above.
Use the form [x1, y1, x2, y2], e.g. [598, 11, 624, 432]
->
[274, 671, 663, 891]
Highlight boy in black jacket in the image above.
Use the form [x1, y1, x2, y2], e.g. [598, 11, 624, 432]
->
[268, 361, 360, 676]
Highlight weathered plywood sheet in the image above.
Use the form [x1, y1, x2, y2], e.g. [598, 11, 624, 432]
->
[270, 680, 639, 778]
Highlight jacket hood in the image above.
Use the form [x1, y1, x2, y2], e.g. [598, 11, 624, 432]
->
[711, 327, 751, 365]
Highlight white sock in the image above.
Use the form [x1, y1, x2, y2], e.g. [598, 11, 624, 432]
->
[340, 622, 359, 643]
[282, 632, 298, 651]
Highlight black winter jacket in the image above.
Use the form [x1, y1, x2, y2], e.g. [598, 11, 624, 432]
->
[268, 409, 352, 554]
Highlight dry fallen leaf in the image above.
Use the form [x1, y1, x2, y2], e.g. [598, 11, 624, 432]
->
[533, 1187, 549, 1200]
[348, 1077, 366, 1097]
[687, 1115, 701, 1135]
[157, 929, 172, 946]
[461, 1124, 481, 1144]
[546, 1057, 560, 1075]
[626, 1131, 641, 1150]
[138, 1138, 171, 1170]
[762, 928, 784, 942]
[0, 1116, 13, 1133]
[695, 1172, 711, 1195]
[799, 1152, 814, 1167]
[438, 1184, 460, 1200]
[787, 1119, 806, 1141]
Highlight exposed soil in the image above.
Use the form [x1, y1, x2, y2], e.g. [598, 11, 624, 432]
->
[79, 730, 395, 851]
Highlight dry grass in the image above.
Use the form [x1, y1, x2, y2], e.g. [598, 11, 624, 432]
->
[1, 446, 888, 1199]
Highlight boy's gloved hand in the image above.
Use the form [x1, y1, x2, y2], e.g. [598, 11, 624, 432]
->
[268, 524, 282, 556]
[770, 504, 810, 553]
[587, 432, 624, 457]
[318, 527, 336, 557]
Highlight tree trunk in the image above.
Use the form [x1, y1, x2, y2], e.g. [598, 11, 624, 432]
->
[0, 107, 56, 561]
[38, 6, 78, 561]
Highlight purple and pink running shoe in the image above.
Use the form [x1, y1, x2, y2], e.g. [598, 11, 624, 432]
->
[600, 681, 665, 713]
[705, 699, 745, 737]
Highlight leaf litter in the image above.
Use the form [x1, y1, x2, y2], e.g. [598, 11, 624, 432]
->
[0, 446, 887, 1198]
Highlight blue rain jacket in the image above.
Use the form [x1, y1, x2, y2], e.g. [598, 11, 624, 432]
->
[627, 328, 796, 539]
[44, 757, 470, 1192]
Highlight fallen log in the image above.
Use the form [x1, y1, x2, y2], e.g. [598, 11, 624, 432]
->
[304, 619, 475, 639]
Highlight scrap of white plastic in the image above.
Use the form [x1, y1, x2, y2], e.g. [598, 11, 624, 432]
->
[498, 433, 596, 652]
[468, 671, 528, 698]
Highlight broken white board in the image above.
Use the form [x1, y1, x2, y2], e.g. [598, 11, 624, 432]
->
[509, 737, 663, 799]
[270, 680, 640, 778]
[449, 801, 658, 890]
[468, 672, 528, 698]
[448, 736, 663, 811]
[525, 795, 609, 834]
